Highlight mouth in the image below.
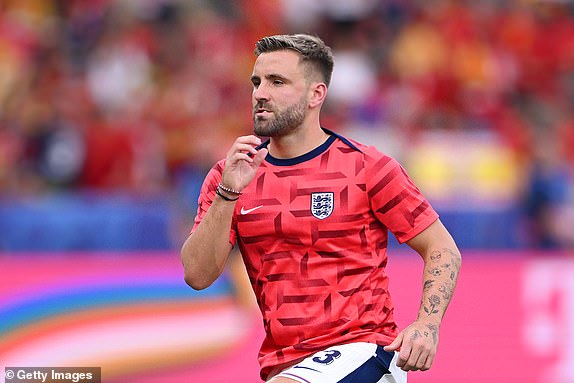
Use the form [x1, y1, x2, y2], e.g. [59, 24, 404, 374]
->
[254, 107, 273, 118]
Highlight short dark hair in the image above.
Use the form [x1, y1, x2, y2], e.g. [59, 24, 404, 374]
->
[254, 34, 334, 87]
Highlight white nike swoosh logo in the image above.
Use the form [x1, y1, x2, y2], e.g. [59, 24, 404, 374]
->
[240, 205, 263, 215]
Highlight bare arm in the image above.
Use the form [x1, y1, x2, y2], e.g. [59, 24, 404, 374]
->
[384, 219, 461, 371]
[181, 135, 268, 290]
[181, 195, 237, 290]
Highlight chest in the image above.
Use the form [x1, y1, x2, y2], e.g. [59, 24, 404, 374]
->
[234, 163, 372, 242]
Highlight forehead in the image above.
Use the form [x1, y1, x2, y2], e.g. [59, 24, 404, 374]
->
[252, 50, 304, 79]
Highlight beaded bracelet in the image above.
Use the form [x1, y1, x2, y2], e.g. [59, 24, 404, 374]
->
[216, 187, 239, 201]
[218, 183, 242, 195]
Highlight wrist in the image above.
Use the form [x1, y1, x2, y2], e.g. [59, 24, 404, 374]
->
[218, 182, 242, 196]
[415, 315, 442, 327]
[215, 186, 239, 201]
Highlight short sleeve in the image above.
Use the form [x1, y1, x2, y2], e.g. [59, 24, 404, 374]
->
[366, 151, 438, 243]
[191, 160, 238, 245]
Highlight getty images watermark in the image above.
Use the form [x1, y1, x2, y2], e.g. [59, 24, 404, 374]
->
[5, 367, 101, 383]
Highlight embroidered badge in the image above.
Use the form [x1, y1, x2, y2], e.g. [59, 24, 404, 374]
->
[311, 192, 334, 219]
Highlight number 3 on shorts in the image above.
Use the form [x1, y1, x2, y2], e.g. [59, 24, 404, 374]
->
[312, 349, 341, 365]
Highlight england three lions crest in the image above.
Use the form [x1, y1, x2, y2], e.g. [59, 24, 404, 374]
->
[311, 192, 334, 219]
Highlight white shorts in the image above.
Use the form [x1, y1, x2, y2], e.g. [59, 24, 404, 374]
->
[268, 342, 407, 383]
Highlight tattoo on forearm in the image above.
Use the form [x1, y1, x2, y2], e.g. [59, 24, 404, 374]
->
[421, 247, 461, 319]
[427, 248, 460, 279]
[430, 250, 442, 262]
[429, 267, 442, 276]
[439, 284, 451, 300]
[424, 294, 441, 316]
[444, 248, 460, 260]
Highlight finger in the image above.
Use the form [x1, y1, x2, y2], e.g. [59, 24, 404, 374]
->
[421, 350, 435, 371]
[227, 136, 262, 158]
[403, 347, 425, 371]
[252, 148, 268, 166]
[396, 340, 412, 369]
[418, 354, 431, 371]
[226, 148, 267, 170]
[383, 332, 403, 352]
[235, 135, 262, 146]
[407, 339, 437, 371]
[231, 143, 260, 157]
[228, 152, 256, 164]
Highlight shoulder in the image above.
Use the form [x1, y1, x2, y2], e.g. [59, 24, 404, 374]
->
[328, 129, 395, 169]
[200, 159, 226, 190]
[207, 159, 226, 176]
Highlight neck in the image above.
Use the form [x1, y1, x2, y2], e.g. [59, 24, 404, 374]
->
[268, 125, 330, 159]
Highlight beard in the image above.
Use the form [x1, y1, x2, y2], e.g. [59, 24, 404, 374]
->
[253, 96, 307, 137]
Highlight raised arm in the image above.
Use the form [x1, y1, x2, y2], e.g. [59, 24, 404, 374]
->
[181, 135, 268, 290]
[384, 218, 461, 371]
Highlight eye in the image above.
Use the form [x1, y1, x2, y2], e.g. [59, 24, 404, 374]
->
[273, 79, 284, 86]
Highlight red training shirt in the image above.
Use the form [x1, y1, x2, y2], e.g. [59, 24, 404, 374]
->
[192, 129, 438, 380]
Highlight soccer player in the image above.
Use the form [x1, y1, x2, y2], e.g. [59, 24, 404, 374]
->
[181, 34, 461, 383]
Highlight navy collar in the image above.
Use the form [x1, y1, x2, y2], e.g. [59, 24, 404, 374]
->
[259, 128, 361, 167]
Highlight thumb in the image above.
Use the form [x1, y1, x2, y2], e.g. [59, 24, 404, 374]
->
[383, 332, 404, 352]
[253, 148, 268, 166]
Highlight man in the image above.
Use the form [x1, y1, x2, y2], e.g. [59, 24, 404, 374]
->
[181, 34, 461, 383]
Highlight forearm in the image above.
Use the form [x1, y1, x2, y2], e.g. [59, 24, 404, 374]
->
[417, 245, 461, 327]
[406, 219, 462, 334]
[385, 220, 461, 370]
[181, 195, 236, 290]
[182, 135, 267, 290]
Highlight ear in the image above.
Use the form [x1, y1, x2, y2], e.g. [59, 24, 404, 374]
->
[308, 82, 328, 109]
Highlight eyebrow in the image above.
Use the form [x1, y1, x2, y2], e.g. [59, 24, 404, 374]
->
[251, 73, 290, 83]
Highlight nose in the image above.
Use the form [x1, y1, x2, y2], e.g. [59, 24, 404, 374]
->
[253, 84, 270, 103]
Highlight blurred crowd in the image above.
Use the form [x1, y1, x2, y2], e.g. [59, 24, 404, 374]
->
[0, 0, 573, 248]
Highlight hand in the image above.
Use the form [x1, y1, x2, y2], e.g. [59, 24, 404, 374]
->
[221, 135, 268, 191]
[383, 319, 440, 371]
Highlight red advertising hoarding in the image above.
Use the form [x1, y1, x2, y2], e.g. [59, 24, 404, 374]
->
[1, 252, 573, 383]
